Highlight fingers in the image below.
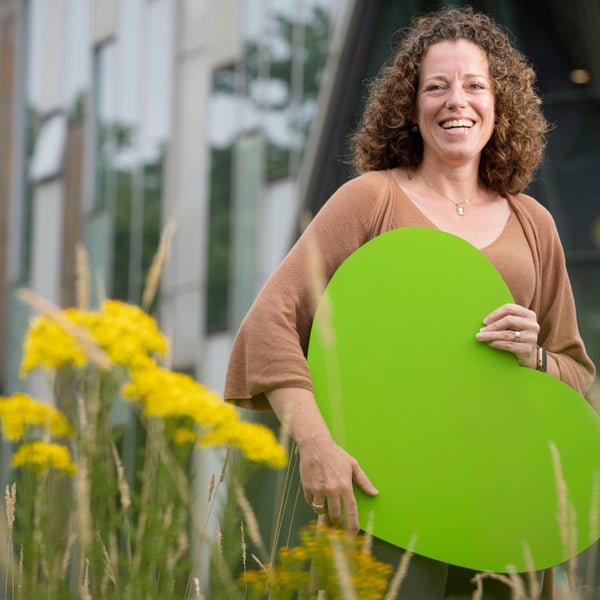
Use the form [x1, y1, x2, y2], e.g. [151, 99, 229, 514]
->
[353, 461, 379, 497]
[476, 303, 539, 368]
[306, 490, 350, 529]
[300, 441, 374, 534]
[309, 498, 327, 514]
[305, 476, 356, 531]
[326, 494, 345, 528]
[482, 303, 533, 323]
[477, 322, 536, 346]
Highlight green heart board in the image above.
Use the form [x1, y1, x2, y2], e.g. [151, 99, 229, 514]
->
[307, 228, 600, 573]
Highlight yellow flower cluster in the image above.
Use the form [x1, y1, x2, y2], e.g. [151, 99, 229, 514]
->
[242, 522, 392, 599]
[0, 393, 73, 441]
[123, 363, 287, 469]
[92, 300, 168, 368]
[11, 441, 76, 475]
[20, 300, 167, 374]
[201, 420, 288, 467]
[243, 545, 310, 596]
[17, 298, 286, 470]
[20, 308, 91, 373]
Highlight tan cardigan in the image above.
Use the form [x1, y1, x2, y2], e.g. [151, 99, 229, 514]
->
[225, 170, 596, 409]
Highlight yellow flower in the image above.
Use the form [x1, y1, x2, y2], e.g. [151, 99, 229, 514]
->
[12, 441, 77, 475]
[93, 300, 167, 368]
[123, 364, 287, 469]
[172, 427, 198, 445]
[242, 522, 392, 599]
[201, 421, 288, 469]
[21, 314, 89, 374]
[124, 365, 236, 425]
[20, 300, 168, 375]
[0, 393, 73, 441]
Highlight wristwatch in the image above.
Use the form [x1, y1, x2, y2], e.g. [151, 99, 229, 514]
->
[536, 344, 547, 372]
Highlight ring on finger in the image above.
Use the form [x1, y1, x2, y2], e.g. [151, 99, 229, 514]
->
[512, 330, 521, 343]
[311, 501, 326, 514]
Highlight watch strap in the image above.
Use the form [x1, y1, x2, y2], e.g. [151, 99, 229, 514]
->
[536, 344, 547, 372]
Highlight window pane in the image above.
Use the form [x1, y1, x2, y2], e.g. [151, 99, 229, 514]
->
[92, 0, 172, 303]
[29, 113, 67, 182]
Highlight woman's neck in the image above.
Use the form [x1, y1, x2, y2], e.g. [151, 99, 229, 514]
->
[417, 161, 481, 201]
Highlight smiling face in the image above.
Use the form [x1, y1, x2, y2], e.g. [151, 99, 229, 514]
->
[416, 39, 495, 169]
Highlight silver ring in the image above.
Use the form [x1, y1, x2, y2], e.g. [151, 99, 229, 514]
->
[513, 330, 521, 343]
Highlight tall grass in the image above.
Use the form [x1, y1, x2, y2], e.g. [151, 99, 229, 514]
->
[0, 223, 597, 599]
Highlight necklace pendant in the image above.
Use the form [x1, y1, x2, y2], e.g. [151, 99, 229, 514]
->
[456, 206, 465, 216]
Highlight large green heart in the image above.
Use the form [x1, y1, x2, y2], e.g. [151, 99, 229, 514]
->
[307, 228, 600, 572]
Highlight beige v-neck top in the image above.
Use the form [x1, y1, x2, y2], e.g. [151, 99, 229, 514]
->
[225, 170, 595, 409]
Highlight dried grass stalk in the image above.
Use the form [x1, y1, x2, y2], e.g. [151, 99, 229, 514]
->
[142, 217, 176, 311]
[80, 558, 92, 600]
[506, 565, 528, 600]
[472, 572, 515, 600]
[75, 394, 93, 554]
[98, 529, 117, 589]
[235, 483, 268, 561]
[361, 511, 375, 556]
[207, 473, 216, 503]
[269, 448, 300, 565]
[550, 439, 581, 592]
[308, 515, 327, 595]
[193, 577, 205, 599]
[3, 482, 17, 596]
[216, 522, 223, 558]
[111, 443, 131, 511]
[330, 534, 356, 600]
[383, 534, 417, 600]
[219, 447, 231, 484]
[550, 442, 570, 559]
[5, 483, 16, 532]
[241, 521, 247, 574]
[522, 543, 540, 600]
[59, 531, 76, 580]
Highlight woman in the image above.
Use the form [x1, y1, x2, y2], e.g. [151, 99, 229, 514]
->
[225, 6, 596, 598]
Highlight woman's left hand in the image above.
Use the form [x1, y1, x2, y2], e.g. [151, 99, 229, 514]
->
[475, 303, 539, 369]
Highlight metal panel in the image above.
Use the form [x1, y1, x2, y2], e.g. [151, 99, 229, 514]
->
[229, 131, 264, 330]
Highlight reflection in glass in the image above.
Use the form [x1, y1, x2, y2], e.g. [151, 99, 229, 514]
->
[205, 0, 348, 330]
[92, 0, 173, 305]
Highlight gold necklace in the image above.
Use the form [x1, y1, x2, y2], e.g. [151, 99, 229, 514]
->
[422, 174, 477, 217]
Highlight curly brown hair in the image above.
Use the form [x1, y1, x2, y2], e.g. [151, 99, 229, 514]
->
[350, 6, 549, 196]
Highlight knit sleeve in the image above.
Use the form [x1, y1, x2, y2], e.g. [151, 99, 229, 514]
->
[224, 172, 387, 410]
[528, 202, 596, 396]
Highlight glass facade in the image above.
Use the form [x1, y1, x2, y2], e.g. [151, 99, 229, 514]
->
[92, 0, 173, 306]
[205, 0, 350, 330]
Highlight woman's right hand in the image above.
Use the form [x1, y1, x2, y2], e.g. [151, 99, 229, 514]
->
[297, 435, 378, 533]
[267, 386, 378, 533]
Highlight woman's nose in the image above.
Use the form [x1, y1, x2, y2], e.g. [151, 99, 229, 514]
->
[445, 85, 467, 108]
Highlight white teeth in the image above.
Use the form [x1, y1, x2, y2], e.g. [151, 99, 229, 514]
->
[441, 119, 473, 129]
